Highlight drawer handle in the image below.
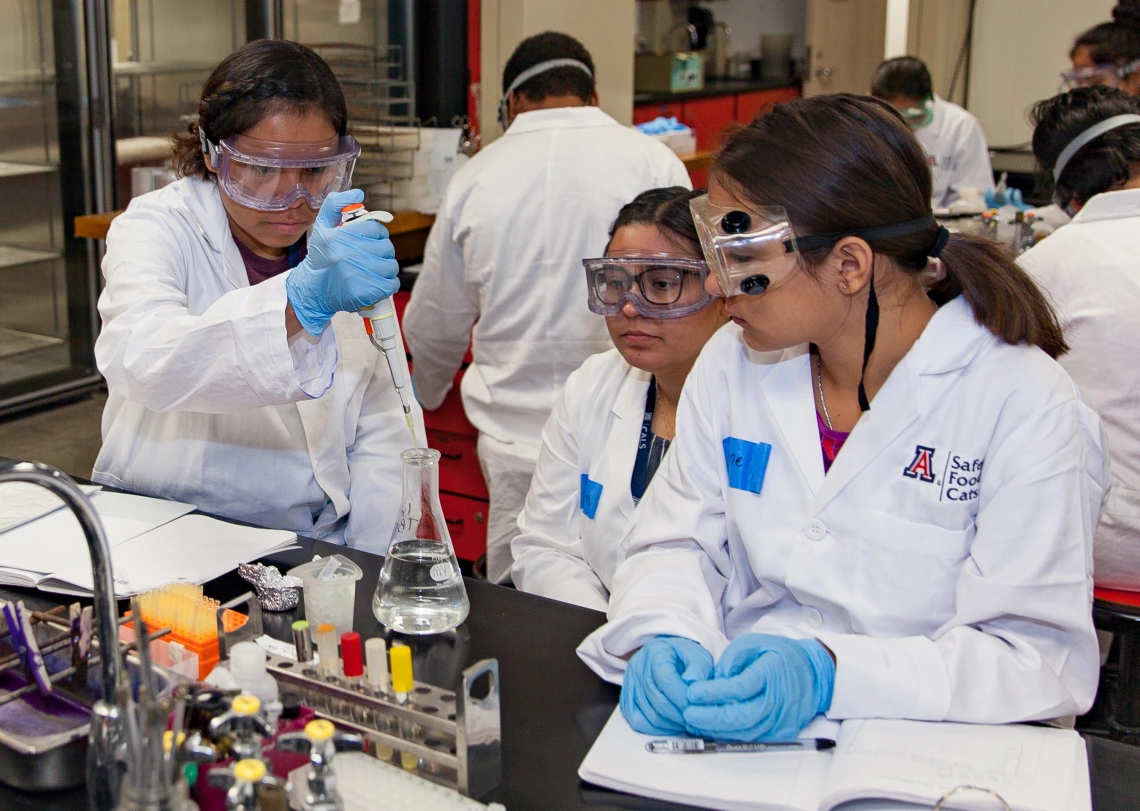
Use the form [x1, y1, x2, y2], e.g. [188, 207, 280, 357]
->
[446, 518, 464, 527]
[439, 451, 463, 461]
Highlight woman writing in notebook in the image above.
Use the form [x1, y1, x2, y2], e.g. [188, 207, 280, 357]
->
[578, 94, 1108, 740]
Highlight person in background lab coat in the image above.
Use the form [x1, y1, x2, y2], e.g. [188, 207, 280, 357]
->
[578, 95, 1108, 743]
[512, 188, 728, 610]
[1019, 87, 1140, 591]
[403, 32, 690, 584]
[1067, 1, 1140, 96]
[95, 41, 423, 553]
[871, 57, 993, 208]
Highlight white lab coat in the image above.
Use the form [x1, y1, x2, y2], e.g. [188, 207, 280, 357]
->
[578, 298, 1109, 725]
[94, 177, 425, 553]
[512, 350, 652, 611]
[916, 95, 994, 207]
[403, 106, 691, 461]
[1020, 188, 1140, 591]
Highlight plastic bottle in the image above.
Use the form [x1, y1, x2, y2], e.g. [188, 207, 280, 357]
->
[229, 641, 280, 704]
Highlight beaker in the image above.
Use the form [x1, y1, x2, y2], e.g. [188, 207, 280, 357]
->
[372, 449, 470, 634]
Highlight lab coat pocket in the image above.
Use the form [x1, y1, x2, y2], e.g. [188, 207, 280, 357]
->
[855, 509, 972, 636]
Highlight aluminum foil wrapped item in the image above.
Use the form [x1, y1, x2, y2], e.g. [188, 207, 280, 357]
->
[238, 562, 304, 612]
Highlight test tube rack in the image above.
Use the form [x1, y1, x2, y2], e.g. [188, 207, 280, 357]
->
[262, 652, 501, 800]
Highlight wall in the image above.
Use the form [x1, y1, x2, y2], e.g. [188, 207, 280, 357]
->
[637, 0, 807, 63]
[967, 0, 1114, 147]
[905, 0, 971, 106]
[480, 0, 636, 145]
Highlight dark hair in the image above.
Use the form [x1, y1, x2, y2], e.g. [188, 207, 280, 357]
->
[501, 32, 596, 103]
[870, 56, 932, 101]
[713, 94, 1067, 358]
[1031, 87, 1140, 206]
[172, 40, 348, 180]
[1071, 1, 1140, 64]
[607, 186, 704, 255]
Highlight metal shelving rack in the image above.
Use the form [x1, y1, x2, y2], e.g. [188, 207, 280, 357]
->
[313, 43, 419, 211]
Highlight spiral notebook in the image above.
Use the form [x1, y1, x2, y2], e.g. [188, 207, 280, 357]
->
[579, 709, 1090, 811]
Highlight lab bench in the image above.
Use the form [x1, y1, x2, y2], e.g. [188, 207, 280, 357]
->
[634, 80, 801, 187]
[0, 530, 1139, 810]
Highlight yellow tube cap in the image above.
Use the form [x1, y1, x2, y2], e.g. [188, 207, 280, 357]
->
[233, 759, 267, 783]
[305, 719, 336, 742]
[389, 644, 413, 694]
[162, 730, 186, 753]
[231, 694, 261, 715]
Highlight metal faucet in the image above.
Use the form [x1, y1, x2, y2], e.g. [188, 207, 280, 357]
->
[275, 720, 364, 811]
[0, 460, 125, 809]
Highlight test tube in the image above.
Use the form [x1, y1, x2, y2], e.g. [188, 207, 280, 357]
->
[316, 624, 338, 678]
[389, 644, 419, 771]
[340, 632, 368, 724]
[365, 637, 388, 697]
[292, 620, 313, 664]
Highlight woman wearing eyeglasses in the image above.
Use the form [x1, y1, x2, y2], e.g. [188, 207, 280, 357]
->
[1067, 2, 1140, 95]
[511, 187, 728, 610]
[94, 40, 422, 553]
[578, 95, 1109, 741]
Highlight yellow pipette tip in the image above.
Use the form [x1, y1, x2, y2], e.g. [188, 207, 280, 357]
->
[390, 644, 414, 694]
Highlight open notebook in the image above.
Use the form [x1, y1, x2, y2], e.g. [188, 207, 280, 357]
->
[579, 709, 1090, 811]
[0, 490, 297, 596]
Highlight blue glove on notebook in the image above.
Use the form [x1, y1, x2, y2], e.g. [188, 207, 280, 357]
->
[620, 636, 714, 736]
[684, 634, 835, 742]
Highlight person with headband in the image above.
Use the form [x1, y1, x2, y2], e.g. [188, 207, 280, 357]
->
[511, 188, 728, 610]
[870, 56, 993, 208]
[403, 31, 689, 584]
[95, 40, 422, 552]
[1066, 1, 1140, 95]
[1019, 87, 1140, 592]
[577, 94, 1109, 741]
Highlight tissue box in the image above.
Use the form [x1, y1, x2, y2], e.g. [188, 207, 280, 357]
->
[635, 52, 704, 94]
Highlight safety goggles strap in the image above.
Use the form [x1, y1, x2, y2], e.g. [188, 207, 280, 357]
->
[787, 213, 937, 254]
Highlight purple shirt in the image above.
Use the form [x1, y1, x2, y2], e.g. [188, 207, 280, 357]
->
[234, 235, 307, 286]
[816, 409, 850, 473]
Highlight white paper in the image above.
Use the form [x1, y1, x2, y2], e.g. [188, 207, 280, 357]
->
[578, 708, 835, 811]
[338, 0, 361, 24]
[0, 482, 102, 533]
[0, 491, 194, 576]
[41, 514, 298, 596]
[820, 720, 1088, 811]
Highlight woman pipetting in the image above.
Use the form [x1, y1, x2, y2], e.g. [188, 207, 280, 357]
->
[94, 40, 422, 553]
[511, 187, 727, 610]
[578, 94, 1109, 741]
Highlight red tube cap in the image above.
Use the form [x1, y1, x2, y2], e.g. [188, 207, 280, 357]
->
[340, 632, 364, 678]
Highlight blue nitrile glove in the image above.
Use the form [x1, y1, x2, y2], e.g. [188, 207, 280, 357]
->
[620, 636, 715, 736]
[683, 634, 835, 742]
[284, 189, 400, 335]
[984, 187, 1030, 211]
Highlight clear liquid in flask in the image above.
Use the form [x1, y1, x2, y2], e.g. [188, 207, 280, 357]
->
[372, 539, 469, 634]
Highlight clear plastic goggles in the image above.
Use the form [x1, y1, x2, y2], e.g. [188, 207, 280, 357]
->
[1060, 58, 1140, 90]
[201, 132, 361, 211]
[689, 195, 802, 297]
[582, 255, 713, 318]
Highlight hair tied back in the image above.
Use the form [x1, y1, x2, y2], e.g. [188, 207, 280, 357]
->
[928, 226, 950, 258]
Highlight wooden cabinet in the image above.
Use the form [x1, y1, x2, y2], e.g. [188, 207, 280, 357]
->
[735, 87, 802, 124]
[633, 85, 801, 189]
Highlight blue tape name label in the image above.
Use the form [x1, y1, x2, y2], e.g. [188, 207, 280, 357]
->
[580, 474, 604, 519]
[722, 437, 772, 494]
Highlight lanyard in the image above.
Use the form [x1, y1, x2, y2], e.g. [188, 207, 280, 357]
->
[631, 378, 670, 504]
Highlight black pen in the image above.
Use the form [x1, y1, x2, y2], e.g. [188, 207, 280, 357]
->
[646, 737, 836, 754]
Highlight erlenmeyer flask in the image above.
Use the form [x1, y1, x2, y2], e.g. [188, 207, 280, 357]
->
[372, 449, 470, 634]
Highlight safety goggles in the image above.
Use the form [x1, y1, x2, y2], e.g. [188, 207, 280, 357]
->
[200, 132, 361, 211]
[689, 196, 803, 297]
[898, 96, 934, 129]
[582, 255, 713, 318]
[1060, 58, 1140, 90]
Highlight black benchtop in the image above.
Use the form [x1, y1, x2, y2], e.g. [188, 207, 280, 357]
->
[634, 77, 801, 106]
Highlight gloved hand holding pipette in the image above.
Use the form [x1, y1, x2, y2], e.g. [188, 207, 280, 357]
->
[285, 189, 400, 336]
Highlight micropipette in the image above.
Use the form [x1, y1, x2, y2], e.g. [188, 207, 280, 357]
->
[339, 203, 418, 449]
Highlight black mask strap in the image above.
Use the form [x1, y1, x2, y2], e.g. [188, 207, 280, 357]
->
[858, 270, 879, 412]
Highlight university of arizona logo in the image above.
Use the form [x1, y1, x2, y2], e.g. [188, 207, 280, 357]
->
[903, 445, 937, 483]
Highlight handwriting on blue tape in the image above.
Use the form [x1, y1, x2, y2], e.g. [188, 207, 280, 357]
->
[722, 437, 772, 494]
[580, 474, 604, 519]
